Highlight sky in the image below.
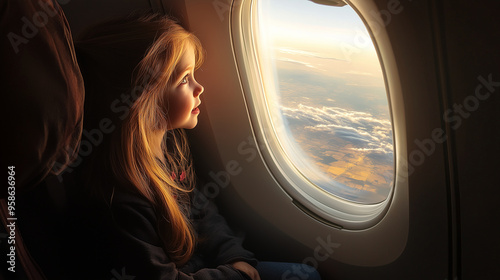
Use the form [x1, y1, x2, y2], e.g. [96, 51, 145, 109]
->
[258, 0, 385, 87]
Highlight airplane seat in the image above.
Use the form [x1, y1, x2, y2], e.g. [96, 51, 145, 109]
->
[0, 0, 84, 279]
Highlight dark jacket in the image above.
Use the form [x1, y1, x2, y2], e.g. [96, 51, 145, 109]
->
[16, 177, 257, 280]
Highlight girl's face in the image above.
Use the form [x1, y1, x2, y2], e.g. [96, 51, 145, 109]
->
[164, 44, 204, 130]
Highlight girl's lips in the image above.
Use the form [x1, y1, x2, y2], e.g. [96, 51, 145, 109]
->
[192, 107, 200, 114]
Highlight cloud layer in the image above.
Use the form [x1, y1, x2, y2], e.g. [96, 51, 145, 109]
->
[281, 103, 393, 155]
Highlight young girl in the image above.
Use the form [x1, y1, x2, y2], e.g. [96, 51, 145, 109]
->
[67, 12, 320, 280]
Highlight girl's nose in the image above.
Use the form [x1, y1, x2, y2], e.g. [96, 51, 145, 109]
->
[194, 80, 204, 97]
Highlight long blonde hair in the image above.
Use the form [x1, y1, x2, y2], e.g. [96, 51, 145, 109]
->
[77, 13, 204, 265]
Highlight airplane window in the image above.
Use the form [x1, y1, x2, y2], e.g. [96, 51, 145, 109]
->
[254, 0, 394, 204]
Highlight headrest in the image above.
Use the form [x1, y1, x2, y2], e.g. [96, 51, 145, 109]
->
[1, 0, 84, 198]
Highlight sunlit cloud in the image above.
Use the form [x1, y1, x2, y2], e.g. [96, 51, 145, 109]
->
[281, 104, 393, 154]
[277, 47, 348, 62]
[345, 70, 375, 76]
[277, 57, 319, 70]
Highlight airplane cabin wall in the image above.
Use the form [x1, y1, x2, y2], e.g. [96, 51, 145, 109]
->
[440, 0, 500, 278]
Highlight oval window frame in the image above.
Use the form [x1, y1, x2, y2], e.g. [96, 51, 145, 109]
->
[231, 0, 408, 230]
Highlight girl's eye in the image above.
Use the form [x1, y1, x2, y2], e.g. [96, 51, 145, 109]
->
[180, 75, 189, 85]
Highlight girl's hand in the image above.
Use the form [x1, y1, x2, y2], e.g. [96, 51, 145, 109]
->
[231, 261, 261, 280]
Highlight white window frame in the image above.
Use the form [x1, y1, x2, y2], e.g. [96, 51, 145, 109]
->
[230, 0, 409, 230]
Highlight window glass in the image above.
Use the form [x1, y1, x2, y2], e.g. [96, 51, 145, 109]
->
[257, 0, 394, 204]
